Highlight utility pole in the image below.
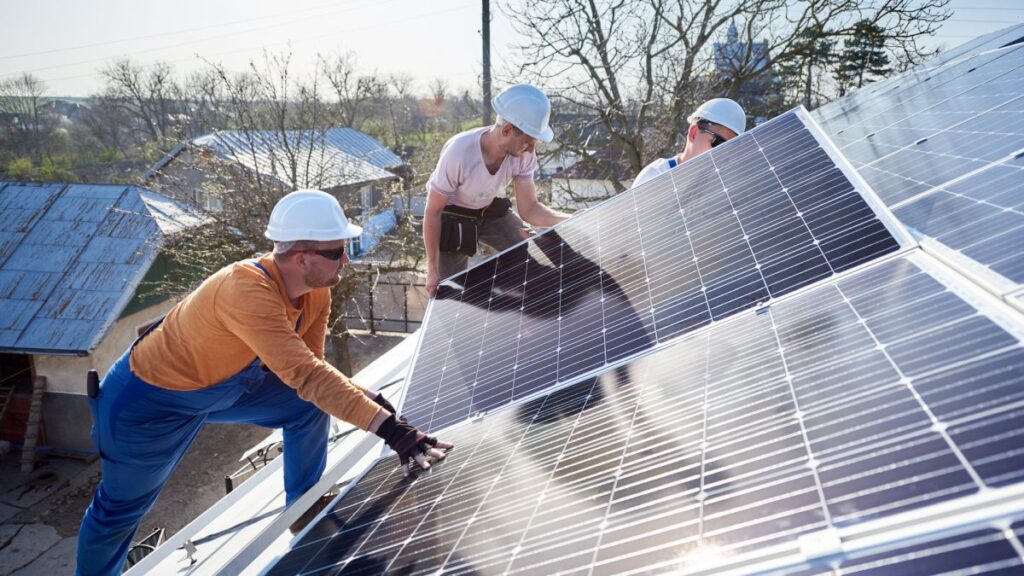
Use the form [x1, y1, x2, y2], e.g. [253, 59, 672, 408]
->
[482, 0, 492, 125]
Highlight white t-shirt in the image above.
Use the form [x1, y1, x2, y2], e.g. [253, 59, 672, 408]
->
[632, 157, 679, 189]
[428, 127, 538, 210]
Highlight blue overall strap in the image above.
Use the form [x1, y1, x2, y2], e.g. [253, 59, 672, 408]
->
[667, 157, 678, 169]
[250, 261, 302, 331]
[251, 261, 272, 279]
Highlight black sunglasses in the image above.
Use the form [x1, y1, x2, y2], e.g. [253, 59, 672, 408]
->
[302, 245, 347, 260]
[697, 120, 728, 148]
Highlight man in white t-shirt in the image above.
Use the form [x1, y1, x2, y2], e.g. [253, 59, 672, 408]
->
[633, 98, 747, 188]
[423, 84, 572, 295]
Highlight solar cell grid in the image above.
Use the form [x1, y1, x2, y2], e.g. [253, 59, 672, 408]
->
[810, 37, 1024, 296]
[401, 110, 903, 433]
[895, 154, 1024, 285]
[273, 255, 1024, 575]
[821, 46, 1022, 146]
[813, 23, 1024, 132]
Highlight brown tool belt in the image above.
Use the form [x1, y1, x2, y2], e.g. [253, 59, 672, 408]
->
[442, 197, 512, 221]
[439, 198, 512, 256]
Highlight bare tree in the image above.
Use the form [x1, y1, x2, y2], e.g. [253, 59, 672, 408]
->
[321, 53, 376, 131]
[0, 73, 52, 163]
[152, 52, 425, 373]
[502, 0, 951, 192]
[429, 77, 449, 107]
[79, 95, 131, 156]
[178, 69, 231, 138]
[100, 59, 185, 145]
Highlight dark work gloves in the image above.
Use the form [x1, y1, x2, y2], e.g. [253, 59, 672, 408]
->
[374, 414, 442, 476]
[372, 392, 399, 418]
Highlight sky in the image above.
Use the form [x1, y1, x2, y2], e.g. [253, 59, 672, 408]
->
[1, 0, 1022, 98]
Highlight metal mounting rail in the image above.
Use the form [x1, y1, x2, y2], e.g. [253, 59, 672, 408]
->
[672, 483, 1024, 576]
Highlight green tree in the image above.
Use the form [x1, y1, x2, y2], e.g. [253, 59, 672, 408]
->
[777, 26, 838, 108]
[835, 20, 893, 95]
[6, 157, 33, 179]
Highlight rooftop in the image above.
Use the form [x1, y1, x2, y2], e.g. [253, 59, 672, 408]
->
[0, 181, 202, 355]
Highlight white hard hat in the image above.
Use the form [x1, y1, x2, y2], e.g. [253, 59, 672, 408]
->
[688, 98, 747, 135]
[491, 84, 554, 143]
[264, 189, 362, 242]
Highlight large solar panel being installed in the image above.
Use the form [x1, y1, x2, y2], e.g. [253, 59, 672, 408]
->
[810, 33, 1024, 299]
[269, 254, 1024, 576]
[401, 109, 905, 433]
[813, 22, 1024, 134]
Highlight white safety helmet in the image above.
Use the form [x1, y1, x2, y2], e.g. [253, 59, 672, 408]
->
[688, 98, 747, 136]
[491, 84, 554, 143]
[264, 189, 362, 242]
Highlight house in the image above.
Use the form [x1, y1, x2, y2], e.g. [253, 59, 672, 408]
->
[0, 181, 202, 451]
[145, 127, 407, 258]
[145, 127, 405, 214]
[714, 21, 776, 117]
[547, 146, 634, 210]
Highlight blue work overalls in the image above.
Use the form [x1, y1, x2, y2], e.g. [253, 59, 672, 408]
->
[76, 262, 329, 576]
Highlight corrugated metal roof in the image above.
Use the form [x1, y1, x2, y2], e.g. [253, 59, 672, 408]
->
[0, 181, 203, 355]
[320, 128, 403, 170]
[186, 128, 402, 190]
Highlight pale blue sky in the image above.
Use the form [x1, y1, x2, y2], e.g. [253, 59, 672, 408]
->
[1, 0, 1022, 97]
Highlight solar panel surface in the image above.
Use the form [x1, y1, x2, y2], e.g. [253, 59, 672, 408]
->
[259, 28, 1024, 576]
[270, 254, 1024, 576]
[820, 529, 1024, 575]
[810, 36, 1024, 297]
[401, 110, 905, 433]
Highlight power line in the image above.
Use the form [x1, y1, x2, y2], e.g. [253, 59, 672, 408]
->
[0, 0, 348, 61]
[947, 5, 1024, 10]
[945, 17, 1024, 24]
[20, 3, 478, 89]
[0, 0, 391, 82]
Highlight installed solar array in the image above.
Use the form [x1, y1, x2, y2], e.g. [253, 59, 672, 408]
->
[269, 256, 1023, 575]
[401, 110, 904, 433]
[812, 25, 1024, 298]
[266, 27, 1024, 576]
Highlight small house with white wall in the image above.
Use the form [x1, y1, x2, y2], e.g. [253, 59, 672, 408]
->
[0, 181, 202, 452]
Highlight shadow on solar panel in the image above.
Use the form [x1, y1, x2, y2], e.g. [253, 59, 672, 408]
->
[401, 108, 907, 433]
[271, 254, 1024, 576]
[261, 30, 1024, 576]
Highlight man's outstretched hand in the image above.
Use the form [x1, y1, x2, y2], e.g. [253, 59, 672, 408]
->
[374, 415, 453, 476]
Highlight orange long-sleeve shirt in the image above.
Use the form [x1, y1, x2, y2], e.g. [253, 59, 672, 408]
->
[130, 253, 381, 431]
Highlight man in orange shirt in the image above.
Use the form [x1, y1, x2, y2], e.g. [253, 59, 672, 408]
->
[76, 190, 451, 576]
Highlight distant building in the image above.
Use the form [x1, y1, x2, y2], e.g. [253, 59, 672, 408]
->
[41, 98, 88, 123]
[714, 22, 775, 117]
[548, 146, 633, 211]
[146, 127, 406, 258]
[0, 181, 202, 451]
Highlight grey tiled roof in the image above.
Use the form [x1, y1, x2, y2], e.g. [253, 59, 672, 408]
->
[0, 181, 202, 355]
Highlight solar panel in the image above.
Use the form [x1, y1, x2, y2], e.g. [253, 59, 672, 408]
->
[810, 32, 1024, 301]
[251, 29, 1024, 576]
[809, 529, 1023, 575]
[401, 109, 908, 433]
[268, 254, 1024, 576]
[812, 23, 1024, 138]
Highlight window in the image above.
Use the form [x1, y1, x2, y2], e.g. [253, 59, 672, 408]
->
[347, 236, 363, 258]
